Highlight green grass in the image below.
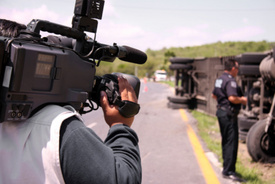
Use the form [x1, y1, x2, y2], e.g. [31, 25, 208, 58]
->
[159, 80, 174, 87]
[191, 110, 266, 184]
[191, 110, 222, 157]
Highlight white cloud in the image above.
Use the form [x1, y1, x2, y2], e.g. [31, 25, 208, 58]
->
[95, 21, 147, 51]
[195, 24, 209, 30]
[242, 18, 249, 24]
[219, 26, 264, 41]
[0, 1, 271, 52]
[145, 26, 211, 50]
[102, 1, 119, 19]
[0, 5, 61, 25]
[96, 25, 213, 51]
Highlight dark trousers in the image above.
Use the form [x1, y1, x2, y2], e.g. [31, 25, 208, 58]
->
[216, 109, 239, 175]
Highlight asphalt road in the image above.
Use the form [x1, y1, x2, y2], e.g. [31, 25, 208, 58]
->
[82, 80, 233, 184]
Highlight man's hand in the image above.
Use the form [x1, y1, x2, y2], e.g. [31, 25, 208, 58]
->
[240, 96, 248, 105]
[100, 76, 138, 127]
[228, 96, 247, 105]
[212, 94, 217, 100]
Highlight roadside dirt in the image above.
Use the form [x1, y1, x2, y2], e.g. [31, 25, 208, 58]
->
[238, 141, 275, 183]
[191, 108, 275, 183]
[206, 119, 275, 183]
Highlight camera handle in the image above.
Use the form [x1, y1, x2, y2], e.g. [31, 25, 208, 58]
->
[26, 19, 93, 52]
[26, 19, 87, 41]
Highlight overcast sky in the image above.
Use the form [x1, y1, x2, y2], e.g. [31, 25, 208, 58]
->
[0, 0, 274, 51]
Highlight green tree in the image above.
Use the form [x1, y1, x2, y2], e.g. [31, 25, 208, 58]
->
[94, 41, 275, 78]
[164, 50, 176, 64]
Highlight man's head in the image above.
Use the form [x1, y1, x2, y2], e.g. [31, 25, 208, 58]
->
[0, 19, 26, 38]
[224, 58, 239, 77]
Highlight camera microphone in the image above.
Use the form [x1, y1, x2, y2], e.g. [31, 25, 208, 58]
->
[104, 44, 147, 64]
[45, 36, 147, 64]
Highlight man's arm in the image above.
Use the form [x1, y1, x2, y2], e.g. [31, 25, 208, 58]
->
[60, 119, 141, 184]
[104, 124, 141, 183]
[225, 79, 247, 106]
[100, 76, 142, 183]
[228, 96, 247, 105]
[60, 76, 141, 184]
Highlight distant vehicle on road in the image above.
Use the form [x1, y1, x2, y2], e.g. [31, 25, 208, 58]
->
[153, 70, 167, 82]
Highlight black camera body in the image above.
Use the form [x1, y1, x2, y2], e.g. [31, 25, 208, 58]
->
[0, 37, 96, 122]
[0, 0, 146, 122]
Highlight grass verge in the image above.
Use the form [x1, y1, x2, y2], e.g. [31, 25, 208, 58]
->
[161, 81, 174, 87]
[191, 110, 269, 184]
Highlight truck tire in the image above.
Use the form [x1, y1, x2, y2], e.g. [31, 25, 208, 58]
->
[167, 96, 190, 104]
[169, 64, 193, 70]
[167, 102, 189, 109]
[246, 119, 275, 163]
[236, 53, 268, 65]
[238, 115, 258, 142]
[238, 65, 260, 76]
[238, 114, 258, 131]
[169, 57, 194, 64]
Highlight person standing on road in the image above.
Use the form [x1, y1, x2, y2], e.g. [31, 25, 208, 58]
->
[212, 58, 247, 182]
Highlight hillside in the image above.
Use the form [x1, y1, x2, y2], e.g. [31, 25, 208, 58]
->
[96, 41, 275, 78]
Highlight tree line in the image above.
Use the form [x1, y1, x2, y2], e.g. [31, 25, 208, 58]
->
[95, 41, 275, 78]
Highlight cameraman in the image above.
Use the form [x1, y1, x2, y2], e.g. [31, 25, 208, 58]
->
[0, 19, 142, 184]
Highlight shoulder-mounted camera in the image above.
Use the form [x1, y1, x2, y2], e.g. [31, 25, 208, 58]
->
[0, 0, 147, 122]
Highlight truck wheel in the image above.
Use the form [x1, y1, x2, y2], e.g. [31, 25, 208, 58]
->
[167, 96, 190, 104]
[238, 115, 258, 142]
[238, 114, 258, 131]
[169, 64, 193, 70]
[238, 65, 260, 76]
[246, 119, 275, 163]
[236, 53, 268, 65]
[169, 57, 194, 64]
[167, 102, 189, 109]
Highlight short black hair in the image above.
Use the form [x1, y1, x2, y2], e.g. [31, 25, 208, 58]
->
[224, 58, 237, 71]
[0, 19, 26, 38]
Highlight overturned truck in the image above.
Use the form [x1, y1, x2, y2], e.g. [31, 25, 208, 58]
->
[168, 49, 275, 163]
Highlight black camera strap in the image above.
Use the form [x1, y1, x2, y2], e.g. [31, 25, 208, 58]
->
[114, 100, 140, 118]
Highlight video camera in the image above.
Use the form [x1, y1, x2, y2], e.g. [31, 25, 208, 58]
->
[0, 0, 147, 122]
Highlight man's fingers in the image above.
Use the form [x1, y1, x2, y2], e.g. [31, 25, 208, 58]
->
[100, 91, 110, 111]
[118, 76, 137, 103]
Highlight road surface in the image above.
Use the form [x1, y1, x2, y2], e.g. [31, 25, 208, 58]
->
[82, 80, 233, 184]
